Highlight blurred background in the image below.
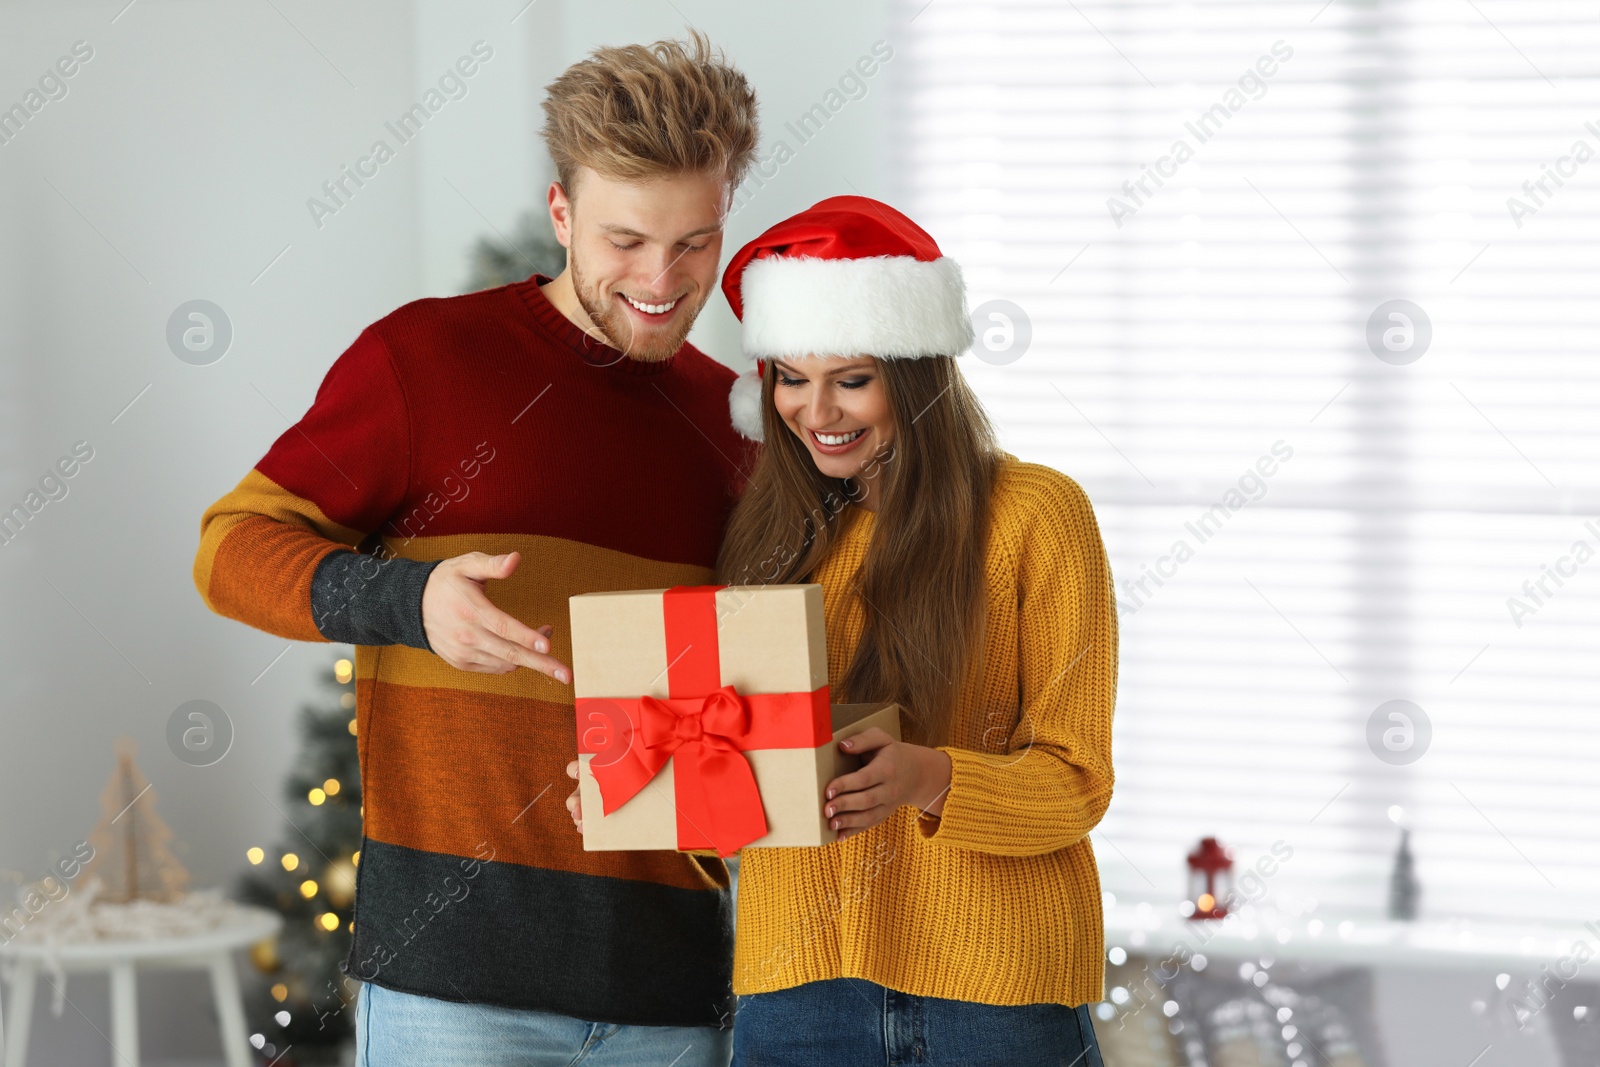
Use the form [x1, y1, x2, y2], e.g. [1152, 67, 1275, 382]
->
[1, 0, 1596, 1064]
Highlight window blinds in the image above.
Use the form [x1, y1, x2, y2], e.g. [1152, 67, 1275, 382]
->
[890, 0, 1600, 922]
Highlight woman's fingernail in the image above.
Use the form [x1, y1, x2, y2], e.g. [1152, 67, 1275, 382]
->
[556, 669, 570, 684]
[831, 819, 840, 830]
[826, 788, 835, 799]
[826, 806, 835, 817]
[842, 739, 853, 749]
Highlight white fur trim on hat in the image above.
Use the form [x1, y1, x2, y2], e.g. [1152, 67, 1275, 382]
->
[729, 370, 764, 441]
[739, 255, 974, 360]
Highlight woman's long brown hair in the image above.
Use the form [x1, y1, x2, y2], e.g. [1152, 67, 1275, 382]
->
[717, 356, 1003, 748]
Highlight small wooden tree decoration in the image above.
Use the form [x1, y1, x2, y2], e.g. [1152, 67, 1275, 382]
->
[80, 739, 190, 903]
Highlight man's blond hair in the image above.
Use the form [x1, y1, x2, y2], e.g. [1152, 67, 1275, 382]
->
[540, 30, 758, 198]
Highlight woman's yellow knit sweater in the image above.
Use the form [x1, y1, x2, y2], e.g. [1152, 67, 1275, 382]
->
[732, 457, 1119, 1007]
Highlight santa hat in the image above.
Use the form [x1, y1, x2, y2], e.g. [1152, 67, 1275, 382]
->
[720, 195, 973, 440]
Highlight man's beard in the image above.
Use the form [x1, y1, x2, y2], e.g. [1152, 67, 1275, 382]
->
[570, 252, 700, 363]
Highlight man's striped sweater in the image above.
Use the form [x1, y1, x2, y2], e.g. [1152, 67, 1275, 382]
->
[194, 275, 753, 1027]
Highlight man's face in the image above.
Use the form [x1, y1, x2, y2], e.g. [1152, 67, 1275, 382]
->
[550, 166, 729, 362]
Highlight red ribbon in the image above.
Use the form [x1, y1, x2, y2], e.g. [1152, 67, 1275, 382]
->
[575, 585, 830, 857]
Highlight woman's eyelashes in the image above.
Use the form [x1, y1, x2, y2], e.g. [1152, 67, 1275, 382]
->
[775, 375, 873, 389]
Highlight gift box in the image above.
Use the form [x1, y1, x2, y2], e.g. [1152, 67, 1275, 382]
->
[570, 584, 901, 856]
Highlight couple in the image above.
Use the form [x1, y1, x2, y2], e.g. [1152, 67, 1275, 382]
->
[194, 31, 1114, 1067]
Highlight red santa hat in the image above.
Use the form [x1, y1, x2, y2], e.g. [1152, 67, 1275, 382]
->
[720, 195, 973, 441]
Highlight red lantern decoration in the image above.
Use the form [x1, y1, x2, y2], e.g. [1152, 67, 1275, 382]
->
[1186, 837, 1233, 920]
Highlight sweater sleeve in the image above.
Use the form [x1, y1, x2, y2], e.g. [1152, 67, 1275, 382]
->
[918, 470, 1118, 856]
[193, 325, 435, 647]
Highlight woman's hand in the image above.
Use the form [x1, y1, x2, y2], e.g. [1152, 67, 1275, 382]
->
[565, 760, 582, 832]
[823, 727, 953, 841]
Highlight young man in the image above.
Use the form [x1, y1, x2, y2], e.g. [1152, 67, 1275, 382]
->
[193, 33, 757, 1065]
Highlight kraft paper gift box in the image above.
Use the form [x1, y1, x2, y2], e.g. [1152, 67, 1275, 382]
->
[570, 584, 901, 857]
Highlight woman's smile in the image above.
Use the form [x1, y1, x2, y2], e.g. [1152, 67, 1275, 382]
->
[806, 426, 869, 454]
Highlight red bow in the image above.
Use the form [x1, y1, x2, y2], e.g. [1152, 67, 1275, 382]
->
[636, 686, 767, 857]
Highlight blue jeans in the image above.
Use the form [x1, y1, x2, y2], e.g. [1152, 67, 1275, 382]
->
[355, 981, 732, 1066]
[731, 978, 1103, 1067]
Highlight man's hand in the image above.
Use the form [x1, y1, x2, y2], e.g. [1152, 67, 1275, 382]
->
[824, 728, 953, 841]
[421, 551, 571, 681]
[565, 759, 582, 832]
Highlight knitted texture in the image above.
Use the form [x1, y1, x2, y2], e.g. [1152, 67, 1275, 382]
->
[732, 458, 1118, 1007]
[309, 550, 441, 649]
[193, 276, 756, 1026]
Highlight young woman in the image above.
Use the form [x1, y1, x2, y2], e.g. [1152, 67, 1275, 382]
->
[714, 196, 1117, 1067]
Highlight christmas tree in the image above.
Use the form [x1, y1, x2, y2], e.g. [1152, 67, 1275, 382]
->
[237, 656, 363, 1065]
[81, 740, 190, 903]
[461, 209, 566, 292]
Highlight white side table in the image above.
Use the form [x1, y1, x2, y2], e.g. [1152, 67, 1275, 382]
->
[0, 905, 281, 1067]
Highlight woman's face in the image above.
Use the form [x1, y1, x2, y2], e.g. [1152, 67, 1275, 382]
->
[771, 356, 895, 493]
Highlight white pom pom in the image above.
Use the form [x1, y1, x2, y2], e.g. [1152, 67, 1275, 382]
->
[729, 370, 764, 441]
